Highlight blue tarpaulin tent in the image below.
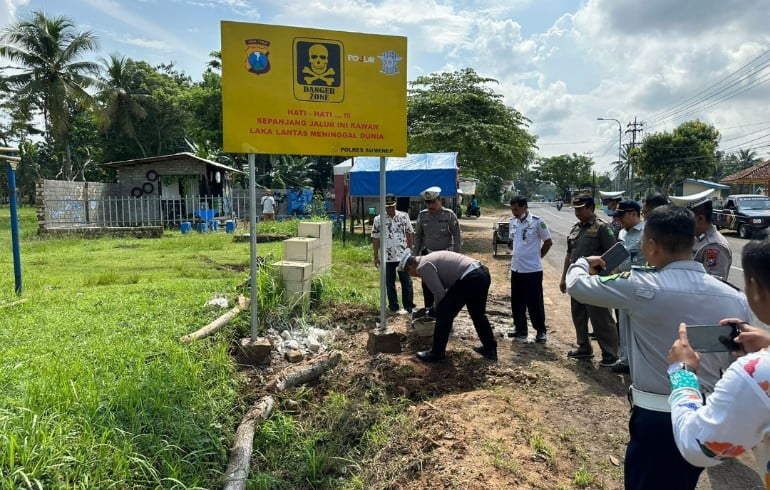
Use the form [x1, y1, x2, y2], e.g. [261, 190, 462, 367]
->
[347, 152, 458, 197]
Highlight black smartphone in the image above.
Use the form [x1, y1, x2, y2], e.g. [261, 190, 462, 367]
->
[599, 242, 630, 276]
[686, 323, 741, 352]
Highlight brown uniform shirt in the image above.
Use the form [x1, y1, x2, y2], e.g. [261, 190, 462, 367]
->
[567, 215, 617, 264]
[415, 251, 479, 305]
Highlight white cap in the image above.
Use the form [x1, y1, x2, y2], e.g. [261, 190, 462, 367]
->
[669, 189, 714, 209]
[421, 186, 441, 201]
[396, 249, 412, 272]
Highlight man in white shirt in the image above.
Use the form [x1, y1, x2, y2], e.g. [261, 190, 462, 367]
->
[371, 194, 415, 314]
[261, 190, 276, 221]
[508, 196, 553, 343]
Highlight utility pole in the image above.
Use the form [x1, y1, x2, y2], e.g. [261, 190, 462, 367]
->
[625, 117, 644, 194]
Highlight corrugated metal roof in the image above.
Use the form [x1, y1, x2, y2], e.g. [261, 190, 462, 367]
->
[101, 152, 244, 173]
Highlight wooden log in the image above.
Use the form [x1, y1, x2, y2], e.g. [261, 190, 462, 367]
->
[222, 395, 275, 490]
[0, 298, 29, 309]
[269, 351, 341, 392]
[180, 295, 250, 343]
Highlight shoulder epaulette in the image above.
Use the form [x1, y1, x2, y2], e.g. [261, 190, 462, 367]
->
[631, 265, 657, 273]
[531, 214, 541, 220]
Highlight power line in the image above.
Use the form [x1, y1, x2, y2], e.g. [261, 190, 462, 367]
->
[644, 47, 770, 127]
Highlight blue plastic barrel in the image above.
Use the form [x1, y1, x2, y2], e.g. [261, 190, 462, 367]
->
[225, 220, 236, 233]
[180, 221, 192, 234]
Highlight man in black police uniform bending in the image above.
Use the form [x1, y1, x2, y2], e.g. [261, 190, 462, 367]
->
[399, 250, 496, 362]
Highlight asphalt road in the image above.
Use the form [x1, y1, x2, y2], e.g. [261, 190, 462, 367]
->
[527, 202, 764, 327]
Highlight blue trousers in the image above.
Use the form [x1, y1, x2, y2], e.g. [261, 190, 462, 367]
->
[625, 406, 703, 489]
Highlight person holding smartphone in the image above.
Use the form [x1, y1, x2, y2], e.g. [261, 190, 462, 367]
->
[611, 200, 647, 374]
[566, 205, 751, 490]
[667, 230, 770, 485]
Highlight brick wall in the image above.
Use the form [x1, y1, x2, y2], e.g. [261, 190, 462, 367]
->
[37, 180, 120, 231]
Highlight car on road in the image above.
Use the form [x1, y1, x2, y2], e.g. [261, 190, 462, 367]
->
[713, 194, 770, 239]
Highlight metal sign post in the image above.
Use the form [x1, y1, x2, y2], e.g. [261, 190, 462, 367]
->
[248, 153, 258, 339]
[378, 156, 387, 329]
[1, 149, 22, 295]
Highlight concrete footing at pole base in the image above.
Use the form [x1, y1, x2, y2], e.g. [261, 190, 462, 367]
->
[235, 337, 272, 365]
[366, 328, 402, 354]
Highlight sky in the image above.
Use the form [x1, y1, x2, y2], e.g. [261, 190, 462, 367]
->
[2, 0, 770, 174]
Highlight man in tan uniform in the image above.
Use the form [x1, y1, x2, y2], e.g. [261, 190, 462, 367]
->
[399, 250, 496, 363]
[413, 186, 462, 313]
[670, 192, 732, 280]
[560, 194, 619, 366]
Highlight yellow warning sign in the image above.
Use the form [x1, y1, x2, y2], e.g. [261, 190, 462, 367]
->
[222, 21, 407, 157]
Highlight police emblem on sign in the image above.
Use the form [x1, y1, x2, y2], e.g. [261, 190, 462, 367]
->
[293, 38, 344, 103]
[244, 39, 270, 75]
[378, 50, 402, 76]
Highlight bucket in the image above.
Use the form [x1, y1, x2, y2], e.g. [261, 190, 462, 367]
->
[225, 220, 236, 233]
[412, 318, 435, 337]
[196, 222, 209, 233]
[180, 221, 192, 234]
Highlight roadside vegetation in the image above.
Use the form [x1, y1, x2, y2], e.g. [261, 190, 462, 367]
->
[0, 207, 380, 488]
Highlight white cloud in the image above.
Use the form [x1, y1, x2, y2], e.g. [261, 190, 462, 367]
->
[0, 0, 29, 27]
[120, 35, 172, 51]
[81, 0, 203, 60]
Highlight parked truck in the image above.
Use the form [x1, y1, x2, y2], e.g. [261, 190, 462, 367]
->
[713, 194, 770, 238]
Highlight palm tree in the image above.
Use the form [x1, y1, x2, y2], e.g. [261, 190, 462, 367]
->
[97, 53, 148, 157]
[738, 148, 760, 170]
[0, 11, 98, 180]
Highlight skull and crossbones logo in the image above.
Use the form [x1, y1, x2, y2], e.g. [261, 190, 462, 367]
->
[303, 44, 336, 85]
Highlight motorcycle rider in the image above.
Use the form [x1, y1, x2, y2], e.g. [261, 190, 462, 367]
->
[466, 194, 480, 217]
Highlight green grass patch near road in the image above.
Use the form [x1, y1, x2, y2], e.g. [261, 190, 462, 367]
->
[0, 207, 378, 489]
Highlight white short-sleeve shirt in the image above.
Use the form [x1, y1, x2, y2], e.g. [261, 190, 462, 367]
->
[509, 213, 551, 273]
[261, 195, 275, 214]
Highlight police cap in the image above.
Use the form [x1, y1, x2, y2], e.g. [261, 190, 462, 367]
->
[421, 186, 441, 201]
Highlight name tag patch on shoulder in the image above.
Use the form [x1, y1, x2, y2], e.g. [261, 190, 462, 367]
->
[635, 288, 654, 299]
[705, 249, 719, 266]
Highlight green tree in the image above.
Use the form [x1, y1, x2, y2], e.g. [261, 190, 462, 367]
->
[536, 153, 594, 201]
[97, 53, 148, 157]
[0, 11, 99, 180]
[98, 60, 191, 162]
[407, 68, 537, 180]
[737, 148, 760, 170]
[630, 120, 720, 193]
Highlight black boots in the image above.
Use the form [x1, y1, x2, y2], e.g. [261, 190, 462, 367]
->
[416, 349, 447, 363]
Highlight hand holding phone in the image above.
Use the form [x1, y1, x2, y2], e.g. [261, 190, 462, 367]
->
[598, 242, 630, 276]
[686, 323, 742, 352]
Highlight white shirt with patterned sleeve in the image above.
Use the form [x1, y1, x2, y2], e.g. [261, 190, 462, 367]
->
[371, 210, 414, 263]
[669, 350, 770, 487]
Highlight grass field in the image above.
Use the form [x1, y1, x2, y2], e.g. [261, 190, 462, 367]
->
[0, 206, 378, 489]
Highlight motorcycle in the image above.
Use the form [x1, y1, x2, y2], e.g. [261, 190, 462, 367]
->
[465, 205, 481, 218]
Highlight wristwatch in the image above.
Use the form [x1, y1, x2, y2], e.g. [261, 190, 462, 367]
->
[667, 362, 696, 375]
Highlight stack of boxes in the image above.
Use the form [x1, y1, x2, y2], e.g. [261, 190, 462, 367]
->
[273, 221, 333, 304]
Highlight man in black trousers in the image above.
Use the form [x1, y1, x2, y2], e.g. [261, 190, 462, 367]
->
[399, 250, 497, 363]
[508, 196, 553, 343]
